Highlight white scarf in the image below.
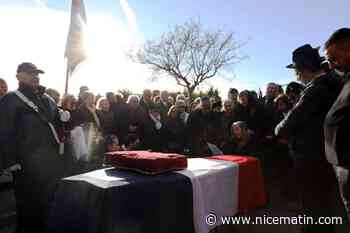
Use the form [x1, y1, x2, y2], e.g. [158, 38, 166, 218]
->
[149, 113, 162, 130]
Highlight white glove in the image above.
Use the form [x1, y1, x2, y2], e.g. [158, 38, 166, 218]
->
[59, 109, 71, 122]
[155, 121, 162, 130]
[4, 164, 22, 174]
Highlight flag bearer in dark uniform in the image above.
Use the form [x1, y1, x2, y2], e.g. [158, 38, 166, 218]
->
[0, 62, 70, 233]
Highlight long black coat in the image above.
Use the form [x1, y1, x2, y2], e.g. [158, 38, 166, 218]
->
[162, 117, 186, 153]
[0, 84, 69, 231]
[185, 109, 212, 157]
[110, 102, 129, 144]
[275, 73, 343, 160]
[233, 103, 265, 137]
[324, 74, 350, 166]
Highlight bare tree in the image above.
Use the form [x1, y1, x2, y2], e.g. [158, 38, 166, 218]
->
[134, 20, 245, 101]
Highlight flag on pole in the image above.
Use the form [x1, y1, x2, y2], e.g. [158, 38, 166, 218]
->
[65, 0, 87, 75]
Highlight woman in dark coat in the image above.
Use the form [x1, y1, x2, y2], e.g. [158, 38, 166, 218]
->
[96, 98, 116, 136]
[162, 105, 186, 153]
[221, 99, 237, 148]
[123, 95, 148, 150]
[234, 90, 265, 138]
[143, 103, 164, 152]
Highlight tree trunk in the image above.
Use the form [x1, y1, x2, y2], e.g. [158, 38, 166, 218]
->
[187, 86, 196, 104]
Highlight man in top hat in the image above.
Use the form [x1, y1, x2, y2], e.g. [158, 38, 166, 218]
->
[0, 62, 71, 233]
[324, 28, 350, 221]
[275, 45, 343, 233]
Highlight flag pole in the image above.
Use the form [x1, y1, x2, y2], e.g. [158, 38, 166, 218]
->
[64, 61, 70, 95]
[64, 0, 87, 95]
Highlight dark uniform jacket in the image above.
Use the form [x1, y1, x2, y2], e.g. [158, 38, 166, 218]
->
[275, 73, 343, 160]
[324, 74, 350, 166]
[0, 84, 69, 230]
[0, 84, 65, 169]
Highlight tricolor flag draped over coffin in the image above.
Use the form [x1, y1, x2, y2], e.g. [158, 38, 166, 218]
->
[47, 151, 266, 233]
[64, 0, 87, 93]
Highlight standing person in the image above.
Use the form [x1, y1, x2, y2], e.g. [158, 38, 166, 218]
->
[186, 96, 212, 157]
[96, 98, 119, 154]
[96, 98, 116, 136]
[234, 90, 265, 137]
[159, 90, 170, 119]
[175, 100, 189, 125]
[45, 88, 60, 104]
[139, 89, 153, 113]
[167, 96, 175, 107]
[275, 45, 343, 233]
[162, 105, 186, 153]
[74, 92, 104, 169]
[0, 62, 70, 233]
[285, 81, 305, 106]
[77, 85, 89, 105]
[107, 92, 128, 144]
[0, 78, 8, 100]
[61, 94, 77, 112]
[0, 78, 8, 170]
[324, 28, 350, 220]
[227, 88, 238, 107]
[261, 83, 279, 139]
[124, 95, 148, 150]
[262, 83, 279, 106]
[143, 103, 164, 152]
[160, 90, 169, 105]
[221, 99, 236, 147]
[152, 89, 160, 98]
[207, 101, 224, 147]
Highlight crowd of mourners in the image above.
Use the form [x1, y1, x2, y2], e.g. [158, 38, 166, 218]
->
[1, 28, 350, 233]
[0, 78, 304, 164]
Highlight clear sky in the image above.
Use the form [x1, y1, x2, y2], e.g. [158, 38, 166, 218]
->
[0, 0, 348, 96]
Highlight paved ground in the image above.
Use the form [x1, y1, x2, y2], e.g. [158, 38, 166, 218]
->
[1, 158, 349, 233]
[0, 174, 15, 233]
[225, 155, 350, 233]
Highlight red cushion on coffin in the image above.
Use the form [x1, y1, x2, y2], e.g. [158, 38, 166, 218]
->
[105, 151, 188, 175]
